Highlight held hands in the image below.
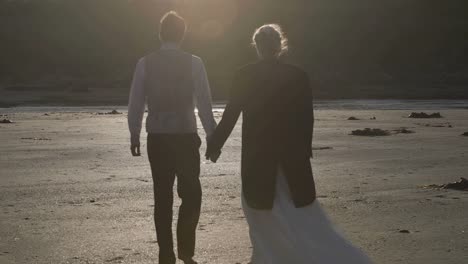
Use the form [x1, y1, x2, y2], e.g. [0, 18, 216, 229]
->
[205, 149, 221, 163]
[130, 135, 141, 157]
[205, 134, 221, 163]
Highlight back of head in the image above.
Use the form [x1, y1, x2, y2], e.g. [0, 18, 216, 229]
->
[252, 24, 288, 59]
[159, 11, 186, 43]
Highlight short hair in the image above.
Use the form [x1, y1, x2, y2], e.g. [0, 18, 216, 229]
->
[252, 24, 288, 58]
[159, 11, 186, 43]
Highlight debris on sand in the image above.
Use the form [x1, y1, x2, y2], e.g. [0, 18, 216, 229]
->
[416, 122, 452, 128]
[347, 116, 359, 120]
[20, 137, 51, 141]
[108, 110, 121, 115]
[408, 112, 442, 118]
[394, 128, 415, 134]
[106, 256, 125, 262]
[312, 146, 333, 150]
[1, 119, 13, 123]
[462, 132, 468, 136]
[370, 116, 377, 120]
[443, 178, 468, 190]
[424, 178, 468, 191]
[351, 128, 390, 136]
[98, 110, 122, 115]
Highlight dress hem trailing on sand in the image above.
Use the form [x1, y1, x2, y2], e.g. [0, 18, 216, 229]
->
[242, 167, 373, 264]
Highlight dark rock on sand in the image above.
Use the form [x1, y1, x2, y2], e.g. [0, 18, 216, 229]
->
[1, 119, 13, 123]
[351, 128, 390, 136]
[394, 128, 415, 134]
[348, 116, 359, 120]
[399, 230, 410, 234]
[370, 117, 377, 120]
[444, 178, 468, 191]
[424, 178, 468, 191]
[408, 112, 442, 118]
[98, 110, 122, 115]
[462, 132, 468, 136]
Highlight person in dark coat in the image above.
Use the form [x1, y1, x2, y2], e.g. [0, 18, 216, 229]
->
[206, 24, 373, 264]
[206, 28, 316, 210]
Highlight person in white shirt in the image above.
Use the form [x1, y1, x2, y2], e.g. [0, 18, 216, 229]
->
[127, 11, 216, 264]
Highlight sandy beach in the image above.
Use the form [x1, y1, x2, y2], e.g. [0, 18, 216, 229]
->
[1, 107, 468, 264]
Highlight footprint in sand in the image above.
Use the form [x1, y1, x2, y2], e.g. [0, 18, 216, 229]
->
[106, 256, 125, 263]
[136, 178, 149, 183]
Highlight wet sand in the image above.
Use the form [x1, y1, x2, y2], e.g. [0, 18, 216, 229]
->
[1, 108, 468, 264]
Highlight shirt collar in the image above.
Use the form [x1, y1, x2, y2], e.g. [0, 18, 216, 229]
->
[160, 42, 180, 50]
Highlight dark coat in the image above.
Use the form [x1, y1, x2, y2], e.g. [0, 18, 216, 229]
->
[207, 59, 316, 210]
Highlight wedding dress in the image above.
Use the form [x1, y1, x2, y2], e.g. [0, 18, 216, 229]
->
[242, 168, 373, 264]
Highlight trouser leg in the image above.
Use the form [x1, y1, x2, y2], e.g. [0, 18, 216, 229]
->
[148, 135, 176, 264]
[175, 135, 202, 260]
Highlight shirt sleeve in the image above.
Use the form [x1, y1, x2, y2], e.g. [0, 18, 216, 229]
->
[127, 57, 146, 144]
[193, 56, 217, 138]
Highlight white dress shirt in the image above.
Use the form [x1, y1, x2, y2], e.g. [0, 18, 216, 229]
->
[128, 43, 217, 144]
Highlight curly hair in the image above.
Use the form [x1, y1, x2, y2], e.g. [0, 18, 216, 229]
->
[252, 24, 288, 59]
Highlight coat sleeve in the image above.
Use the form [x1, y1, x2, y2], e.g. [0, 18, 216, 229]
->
[302, 72, 314, 158]
[207, 71, 243, 154]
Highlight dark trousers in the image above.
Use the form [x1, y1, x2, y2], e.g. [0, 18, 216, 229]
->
[147, 133, 202, 263]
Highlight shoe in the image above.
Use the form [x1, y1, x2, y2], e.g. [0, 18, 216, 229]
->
[180, 257, 198, 264]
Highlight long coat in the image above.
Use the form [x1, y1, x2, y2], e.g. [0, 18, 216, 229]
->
[207, 59, 316, 210]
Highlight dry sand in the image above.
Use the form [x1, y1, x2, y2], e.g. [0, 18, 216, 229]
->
[1, 108, 468, 264]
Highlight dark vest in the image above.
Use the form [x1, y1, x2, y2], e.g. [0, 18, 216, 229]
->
[143, 50, 197, 134]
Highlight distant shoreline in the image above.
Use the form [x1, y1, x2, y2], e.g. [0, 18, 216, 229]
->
[1, 83, 468, 109]
[1, 100, 468, 113]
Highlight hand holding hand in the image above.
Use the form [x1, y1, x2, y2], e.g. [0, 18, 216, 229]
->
[205, 149, 221, 163]
[205, 133, 221, 162]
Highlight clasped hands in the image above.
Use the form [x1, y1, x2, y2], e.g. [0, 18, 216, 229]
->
[205, 135, 221, 163]
[205, 147, 221, 163]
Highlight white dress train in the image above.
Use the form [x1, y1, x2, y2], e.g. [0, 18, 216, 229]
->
[242, 168, 373, 264]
